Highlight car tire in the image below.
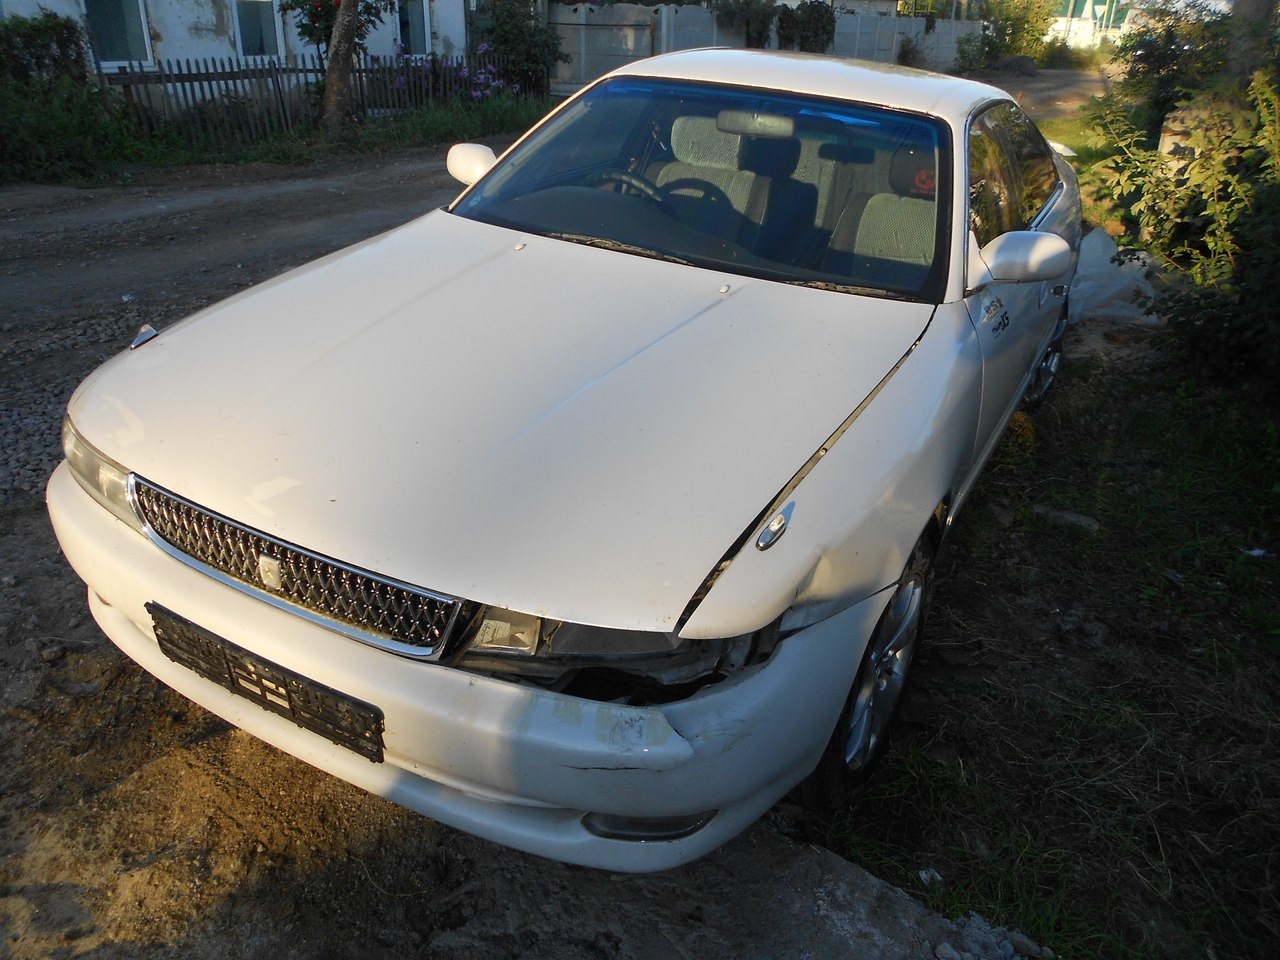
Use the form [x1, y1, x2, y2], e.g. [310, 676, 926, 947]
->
[800, 537, 934, 810]
[1022, 298, 1068, 408]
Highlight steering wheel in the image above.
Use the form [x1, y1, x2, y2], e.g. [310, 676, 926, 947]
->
[584, 169, 674, 215]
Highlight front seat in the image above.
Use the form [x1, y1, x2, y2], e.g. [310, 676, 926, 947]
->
[646, 115, 767, 245]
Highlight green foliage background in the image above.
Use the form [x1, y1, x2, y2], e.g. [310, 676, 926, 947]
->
[0, 13, 135, 183]
[1089, 0, 1280, 391]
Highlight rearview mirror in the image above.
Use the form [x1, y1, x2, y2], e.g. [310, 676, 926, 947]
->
[447, 143, 497, 186]
[967, 231, 1072, 292]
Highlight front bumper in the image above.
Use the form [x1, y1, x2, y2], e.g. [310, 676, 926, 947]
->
[48, 462, 886, 871]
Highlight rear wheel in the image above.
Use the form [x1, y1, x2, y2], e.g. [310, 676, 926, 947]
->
[1023, 299, 1068, 408]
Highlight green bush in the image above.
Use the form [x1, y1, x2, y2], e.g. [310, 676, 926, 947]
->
[1091, 73, 1280, 390]
[953, 33, 986, 74]
[708, 0, 777, 49]
[1112, 0, 1228, 131]
[776, 0, 835, 54]
[981, 0, 1056, 62]
[0, 13, 139, 182]
[478, 0, 568, 97]
[1038, 37, 1105, 70]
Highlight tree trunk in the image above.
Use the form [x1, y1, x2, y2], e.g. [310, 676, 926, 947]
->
[323, 0, 360, 134]
[1226, 0, 1277, 80]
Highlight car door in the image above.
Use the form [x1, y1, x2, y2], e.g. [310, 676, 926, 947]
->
[964, 102, 1073, 457]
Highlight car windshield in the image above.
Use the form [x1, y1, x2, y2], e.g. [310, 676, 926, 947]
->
[450, 76, 951, 302]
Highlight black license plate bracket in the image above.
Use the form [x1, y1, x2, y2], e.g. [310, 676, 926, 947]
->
[147, 602, 385, 762]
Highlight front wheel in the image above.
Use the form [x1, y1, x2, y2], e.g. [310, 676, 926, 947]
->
[801, 539, 934, 808]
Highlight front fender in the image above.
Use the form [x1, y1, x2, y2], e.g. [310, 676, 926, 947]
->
[682, 302, 981, 638]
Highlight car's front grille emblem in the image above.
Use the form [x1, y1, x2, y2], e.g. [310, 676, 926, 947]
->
[257, 553, 283, 592]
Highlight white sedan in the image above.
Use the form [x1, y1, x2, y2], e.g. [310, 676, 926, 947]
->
[48, 50, 1080, 871]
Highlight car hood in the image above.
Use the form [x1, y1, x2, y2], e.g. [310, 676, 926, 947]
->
[70, 211, 930, 632]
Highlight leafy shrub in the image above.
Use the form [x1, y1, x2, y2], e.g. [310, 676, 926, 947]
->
[0, 10, 88, 86]
[1091, 73, 1280, 389]
[776, 0, 835, 54]
[897, 36, 927, 69]
[708, 0, 777, 49]
[981, 0, 1056, 63]
[0, 13, 136, 182]
[953, 33, 986, 74]
[1112, 0, 1228, 131]
[1038, 37, 1104, 70]
[477, 0, 567, 97]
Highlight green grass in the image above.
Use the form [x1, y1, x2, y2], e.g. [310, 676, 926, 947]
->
[807, 354, 1280, 960]
[3, 93, 555, 182]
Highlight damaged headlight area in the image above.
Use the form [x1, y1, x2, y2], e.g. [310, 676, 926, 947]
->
[62, 418, 144, 534]
[449, 605, 779, 705]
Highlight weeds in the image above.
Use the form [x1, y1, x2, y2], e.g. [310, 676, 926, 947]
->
[810, 348, 1280, 959]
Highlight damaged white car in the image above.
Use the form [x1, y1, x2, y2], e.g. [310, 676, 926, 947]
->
[48, 50, 1080, 871]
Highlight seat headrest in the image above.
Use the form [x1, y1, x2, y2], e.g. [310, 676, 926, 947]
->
[670, 116, 742, 170]
[739, 137, 801, 178]
[889, 145, 937, 200]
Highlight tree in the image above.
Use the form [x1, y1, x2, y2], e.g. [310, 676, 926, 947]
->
[1113, 0, 1228, 130]
[277, 0, 395, 131]
[1226, 0, 1279, 79]
[982, 0, 1056, 62]
[707, 0, 777, 49]
[776, 0, 836, 54]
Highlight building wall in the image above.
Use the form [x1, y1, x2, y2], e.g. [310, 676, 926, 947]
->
[2, 0, 468, 66]
[549, 4, 982, 90]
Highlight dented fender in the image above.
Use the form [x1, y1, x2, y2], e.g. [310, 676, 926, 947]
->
[682, 303, 982, 638]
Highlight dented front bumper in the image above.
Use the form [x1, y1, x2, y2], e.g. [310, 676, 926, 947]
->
[49, 461, 886, 871]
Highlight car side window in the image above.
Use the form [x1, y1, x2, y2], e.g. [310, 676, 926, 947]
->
[969, 103, 1060, 245]
[967, 120, 1018, 248]
[993, 103, 1059, 225]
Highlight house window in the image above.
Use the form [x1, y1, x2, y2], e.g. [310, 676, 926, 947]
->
[236, 0, 282, 58]
[398, 0, 428, 54]
[83, 0, 151, 63]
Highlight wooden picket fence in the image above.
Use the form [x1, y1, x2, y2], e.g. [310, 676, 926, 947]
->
[96, 53, 528, 149]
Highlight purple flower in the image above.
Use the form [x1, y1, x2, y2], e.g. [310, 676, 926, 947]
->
[476, 42, 491, 54]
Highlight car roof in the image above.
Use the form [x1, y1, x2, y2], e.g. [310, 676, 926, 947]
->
[607, 49, 1011, 124]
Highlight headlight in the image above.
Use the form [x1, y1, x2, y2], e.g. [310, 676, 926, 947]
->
[456, 603, 775, 697]
[62, 417, 144, 533]
[464, 608, 683, 660]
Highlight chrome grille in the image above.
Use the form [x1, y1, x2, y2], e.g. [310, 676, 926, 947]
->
[132, 478, 463, 655]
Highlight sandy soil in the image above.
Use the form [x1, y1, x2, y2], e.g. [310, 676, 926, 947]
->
[0, 70, 1109, 959]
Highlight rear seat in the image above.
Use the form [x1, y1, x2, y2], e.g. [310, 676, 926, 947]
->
[821, 144, 939, 289]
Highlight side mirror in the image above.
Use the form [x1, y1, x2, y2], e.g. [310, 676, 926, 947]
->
[447, 143, 497, 186]
[967, 231, 1072, 292]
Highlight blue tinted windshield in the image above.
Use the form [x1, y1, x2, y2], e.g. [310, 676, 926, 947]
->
[452, 77, 950, 301]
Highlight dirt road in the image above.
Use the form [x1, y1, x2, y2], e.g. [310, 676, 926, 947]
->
[0, 72, 1107, 958]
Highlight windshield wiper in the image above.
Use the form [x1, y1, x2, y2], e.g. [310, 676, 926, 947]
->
[544, 232, 696, 267]
[787, 279, 922, 303]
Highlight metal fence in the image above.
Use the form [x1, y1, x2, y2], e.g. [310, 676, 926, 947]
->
[96, 53, 525, 149]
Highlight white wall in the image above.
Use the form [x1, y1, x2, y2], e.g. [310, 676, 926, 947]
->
[549, 4, 981, 90]
[4, 0, 80, 19]
[2, 0, 469, 65]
